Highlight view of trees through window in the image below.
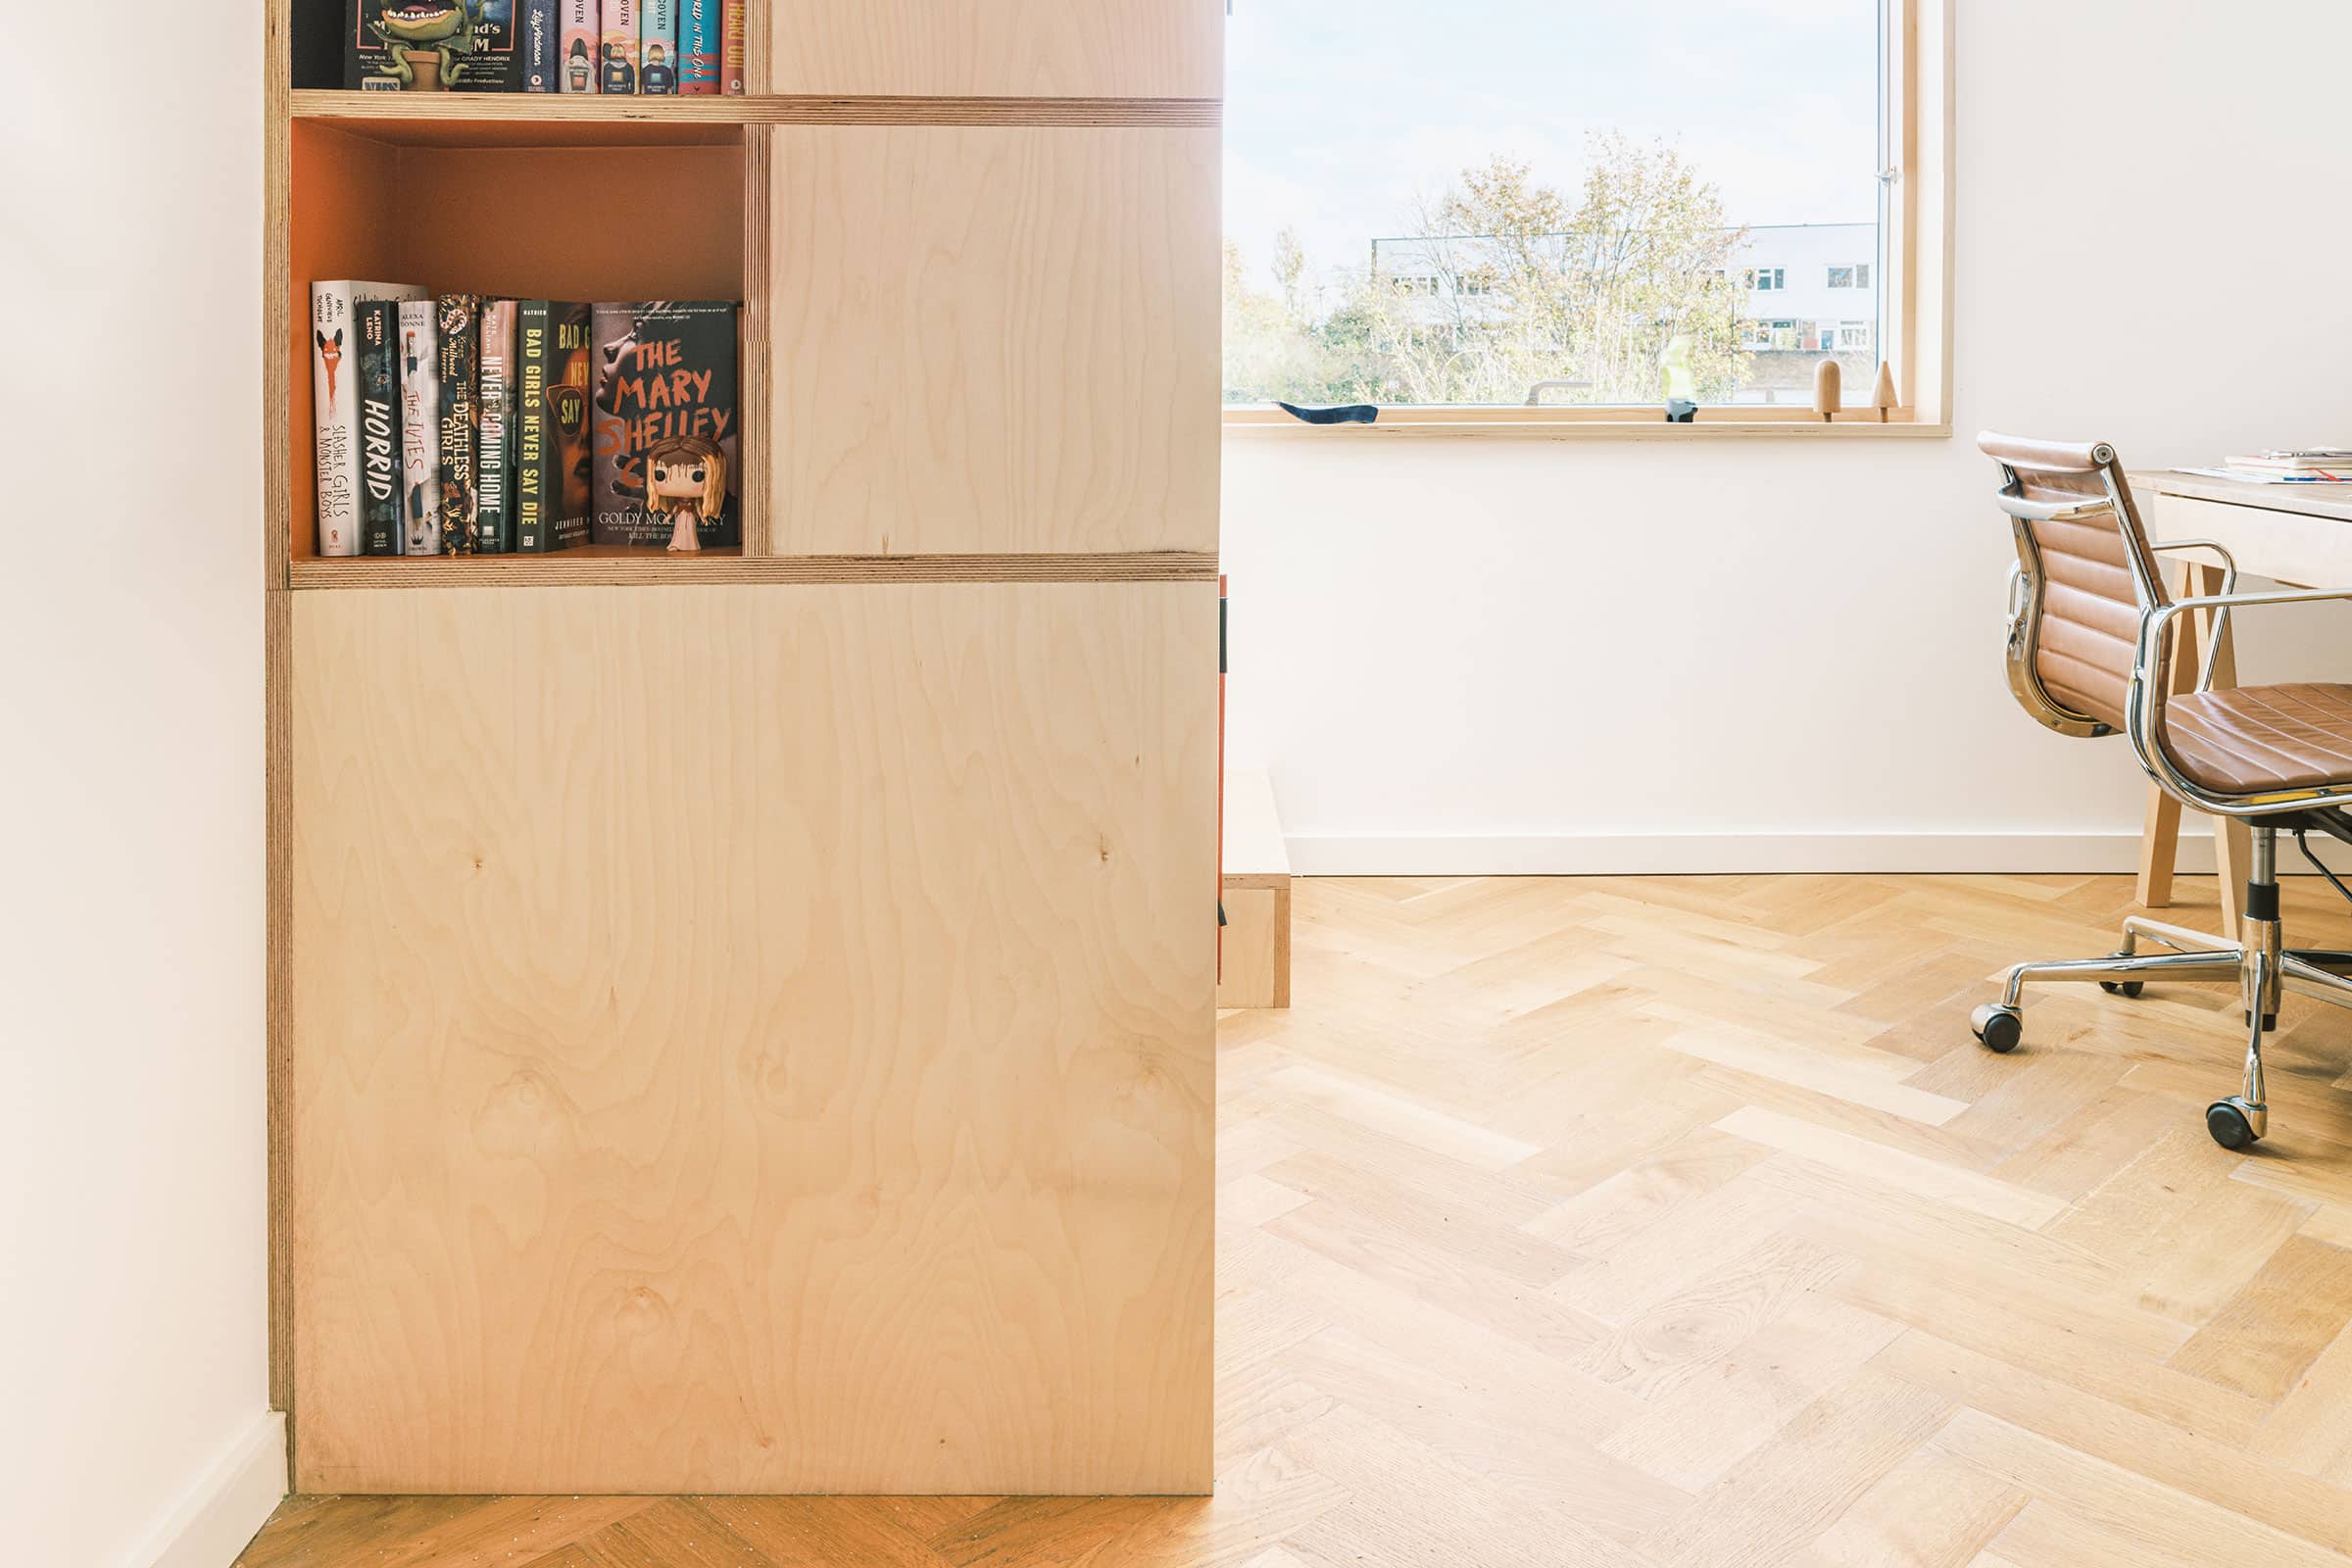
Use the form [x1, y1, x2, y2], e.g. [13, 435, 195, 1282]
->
[1224, 2, 1886, 409]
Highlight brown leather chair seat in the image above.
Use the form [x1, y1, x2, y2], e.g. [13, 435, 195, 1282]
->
[2164, 683, 2352, 795]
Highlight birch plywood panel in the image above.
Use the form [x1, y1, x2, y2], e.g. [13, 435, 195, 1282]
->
[767, 0, 1223, 100]
[287, 582, 1218, 1494]
[768, 126, 1220, 557]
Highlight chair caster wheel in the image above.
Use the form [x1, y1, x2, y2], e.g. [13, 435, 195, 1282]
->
[2099, 953, 2143, 998]
[2207, 1099, 2263, 1151]
[1971, 1004, 2023, 1054]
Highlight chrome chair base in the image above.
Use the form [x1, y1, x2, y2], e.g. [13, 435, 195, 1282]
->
[1971, 836, 2352, 1149]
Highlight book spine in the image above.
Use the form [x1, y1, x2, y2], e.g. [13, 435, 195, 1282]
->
[356, 301, 404, 557]
[436, 294, 482, 556]
[720, 0, 744, 93]
[561, 0, 598, 90]
[396, 299, 441, 556]
[514, 302, 551, 553]
[600, 0, 639, 93]
[678, 0, 717, 92]
[477, 300, 517, 554]
[640, 0, 678, 92]
[550, 304, 594, 550]
[521, 0, 560, 89]
[310, 282, 363, 557]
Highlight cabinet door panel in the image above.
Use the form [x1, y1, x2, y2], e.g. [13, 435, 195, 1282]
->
[769, 126, 1220, 558]
[769, 0, 1223, 99]
[288, 581, 1217, 1494]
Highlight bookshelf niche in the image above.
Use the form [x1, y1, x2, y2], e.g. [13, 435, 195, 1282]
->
[276, 0, 769, 585]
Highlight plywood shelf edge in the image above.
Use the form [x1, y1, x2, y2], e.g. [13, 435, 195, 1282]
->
[291, 88, 1221, 131]
[289, 550, 1222, 588]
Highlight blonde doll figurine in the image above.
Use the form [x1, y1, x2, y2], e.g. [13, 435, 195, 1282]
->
[643, 434, 728, 553]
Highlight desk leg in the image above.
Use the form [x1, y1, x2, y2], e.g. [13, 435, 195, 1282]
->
[2199, 561, 2250, 927]
[2136, 559, 2206, 908]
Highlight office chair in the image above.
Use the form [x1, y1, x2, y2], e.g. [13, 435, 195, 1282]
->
[1975, 433, 2352, 1149]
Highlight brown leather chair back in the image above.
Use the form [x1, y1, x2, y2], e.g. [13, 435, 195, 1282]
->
[1979, 433, 2169, 736]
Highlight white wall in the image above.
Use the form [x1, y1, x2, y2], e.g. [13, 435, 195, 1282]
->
[0, 0, 278, 1563]
[1224, 0, 2352, 874]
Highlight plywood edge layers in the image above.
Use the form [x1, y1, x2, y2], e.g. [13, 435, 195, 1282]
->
[289, 552, 1223, 588]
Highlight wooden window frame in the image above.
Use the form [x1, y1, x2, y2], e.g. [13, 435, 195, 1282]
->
[1221, 0, 1953, 443]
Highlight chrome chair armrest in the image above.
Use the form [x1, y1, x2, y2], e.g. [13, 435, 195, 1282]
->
[2129, 581, 2352, 817]
[2145, 538, 2238, 692]
[2134, 583, 2352, 719]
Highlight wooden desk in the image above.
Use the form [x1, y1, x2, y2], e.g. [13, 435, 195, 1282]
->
[2132, 470, 2352, 920]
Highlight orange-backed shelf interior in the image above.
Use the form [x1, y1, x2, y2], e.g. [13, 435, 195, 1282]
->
[286, 116, 755, 573]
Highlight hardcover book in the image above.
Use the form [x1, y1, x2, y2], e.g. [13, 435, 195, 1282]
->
[519, 0, 558, 88]
[477, 299, 517, 554]
[720, 0, 744, 92]
[356, 300, 406, 557]
[639, 0, 678, 92]
[311, 279, 424, 557]
[514, 300, 595, 553]
[396, 299, 442, 555]
[599, 0, 639, 93]
[590, 300, 740, 550]
[436, 293, 483, 556]
[677, 0, 717, 92]
[560, 0, 597, 89]
[348, 0, 522, 91]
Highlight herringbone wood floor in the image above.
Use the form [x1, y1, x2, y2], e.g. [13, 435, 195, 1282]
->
[242, 873, 2352, 1567]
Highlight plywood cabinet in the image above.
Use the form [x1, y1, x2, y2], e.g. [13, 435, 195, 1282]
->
[268, 0, 1220, 1496]
[766, 0, 1224, 99]
[767, 125, 1220, 558]
[289, 583, 1217, 1493]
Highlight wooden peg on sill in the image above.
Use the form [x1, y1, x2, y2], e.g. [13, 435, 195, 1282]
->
[1872, 361, 1897, 422]
[1812, 358, 1841, 422]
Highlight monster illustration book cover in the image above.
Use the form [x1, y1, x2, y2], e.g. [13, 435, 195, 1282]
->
[589, 300, 740, 551]
[349, 0, 520, 91]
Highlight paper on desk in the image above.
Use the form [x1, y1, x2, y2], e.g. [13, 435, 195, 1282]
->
[2174, 466, 2352, 484]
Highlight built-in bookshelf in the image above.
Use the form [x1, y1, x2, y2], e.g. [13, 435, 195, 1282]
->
[266, 0, 1225, 1502]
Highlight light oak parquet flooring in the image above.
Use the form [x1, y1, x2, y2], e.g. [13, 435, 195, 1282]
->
[242, 873, 2352, 1566]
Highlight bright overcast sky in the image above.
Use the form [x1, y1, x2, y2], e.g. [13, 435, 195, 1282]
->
[1226, 0, 1883, 286]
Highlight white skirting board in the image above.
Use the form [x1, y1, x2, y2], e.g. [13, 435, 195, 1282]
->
[129, 1410, 286, 1568]
[1283, 831, 2352, 877]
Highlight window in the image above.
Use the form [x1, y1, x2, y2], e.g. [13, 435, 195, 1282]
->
[1221, 0, 1950, 431]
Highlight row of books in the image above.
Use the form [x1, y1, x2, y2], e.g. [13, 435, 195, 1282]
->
[310, 283, 741, 557]
[351, 0, 746, 94]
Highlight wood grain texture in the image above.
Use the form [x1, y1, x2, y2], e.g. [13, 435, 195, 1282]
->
[286, 583, 1218, 1494]
[765, 0, 1223, 99]
[2150, 490, 2352, 588]
[767, 125, 1220, 557]
[250, 869, 2352, 1566]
